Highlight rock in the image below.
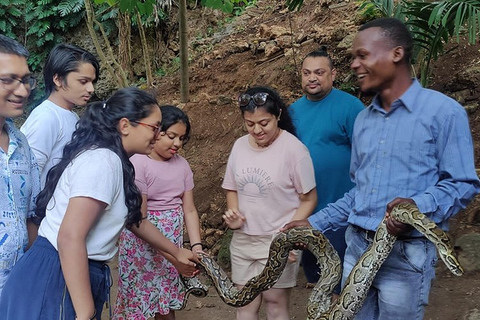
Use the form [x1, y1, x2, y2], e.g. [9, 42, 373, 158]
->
[275, 35, 293, 48]
[264, 41, 281, 57]
[231, 40, 250, 53]
[450, 89, 471, 104]
[455, 233, 480, 271]
[463, 308, 480, 320]
[337, 33, 356, 50]
[446, 64, 480, 92]
[258, 24, 291, 39]
[464, 104, 479, 115]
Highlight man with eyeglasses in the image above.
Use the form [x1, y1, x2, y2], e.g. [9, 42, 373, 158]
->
[0, 34, 41, 298]
[289, 46, 364, 296]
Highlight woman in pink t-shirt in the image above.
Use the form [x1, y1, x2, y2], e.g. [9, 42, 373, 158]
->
[222, 86, 318, 320]
[114, 106, 202, 320]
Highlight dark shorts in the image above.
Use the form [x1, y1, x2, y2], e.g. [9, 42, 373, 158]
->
[0, 236, 110, 320]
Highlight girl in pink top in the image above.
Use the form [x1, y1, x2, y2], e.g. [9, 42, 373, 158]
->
[114, 106, 202, 320]
[222, 86, 317, 320]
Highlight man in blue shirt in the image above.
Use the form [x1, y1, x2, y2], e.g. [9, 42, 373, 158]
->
[289, 47, 364, 295]
[0, 35, 40, 298]
[283, 18, 480, 319]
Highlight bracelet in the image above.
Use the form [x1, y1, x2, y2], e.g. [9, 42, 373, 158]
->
[191, 242, 202, 249]
[75, 309, 96, 320]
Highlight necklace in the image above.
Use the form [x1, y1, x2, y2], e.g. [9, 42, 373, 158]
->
[256, 129, 281, 148]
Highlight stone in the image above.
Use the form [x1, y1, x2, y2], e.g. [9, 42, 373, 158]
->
[463, 308, 480, 320]
[264, 41, 281, 57]
[337, 33, 356, 50]
[455, 233, 480, 271]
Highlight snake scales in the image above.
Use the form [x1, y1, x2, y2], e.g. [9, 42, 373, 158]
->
[181, 203, 463, 320]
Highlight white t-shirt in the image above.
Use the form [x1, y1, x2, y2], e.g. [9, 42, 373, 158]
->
[38, 148, 127, 261]
[21, 100, 79, 187]
[222, 131, 316, 235]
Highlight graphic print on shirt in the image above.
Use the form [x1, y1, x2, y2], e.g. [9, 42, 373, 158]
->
[236, 167, 274, 202]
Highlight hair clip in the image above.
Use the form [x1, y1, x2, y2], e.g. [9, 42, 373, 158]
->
[102, 102, 107, 109]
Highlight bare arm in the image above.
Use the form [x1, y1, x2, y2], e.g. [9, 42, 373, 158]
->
[291, 188, 317, 221]
[183, 190, 202, 253]
[58, 197, 105, 320]
[128, 194, 198, 274]
[223, 190, 246, 229]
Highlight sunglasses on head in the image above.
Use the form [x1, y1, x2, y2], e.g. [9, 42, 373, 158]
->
[238, 92, 269, 107]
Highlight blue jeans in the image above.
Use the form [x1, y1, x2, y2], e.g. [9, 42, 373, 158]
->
[342, 225, 438, 320]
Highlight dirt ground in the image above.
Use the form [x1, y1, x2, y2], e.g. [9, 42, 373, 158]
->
[107, 0, 480, 319]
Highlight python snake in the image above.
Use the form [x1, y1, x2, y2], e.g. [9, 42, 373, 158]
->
[181, 203, 463, 320]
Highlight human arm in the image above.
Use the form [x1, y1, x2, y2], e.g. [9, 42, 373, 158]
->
[222, 190, 246, 229]
[57, 197, 105, 320]
[183, 189, 203, 254]
[291, 188, 317, 221]
[26, 148, 41, 249]
[410, 105, 480, 222]
[26, 219, 38, 250]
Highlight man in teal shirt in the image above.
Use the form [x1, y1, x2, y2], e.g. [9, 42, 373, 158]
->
[289, 47, 364, 294]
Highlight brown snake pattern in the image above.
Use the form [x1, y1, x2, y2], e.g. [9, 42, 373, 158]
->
[182, 203, 463, 320]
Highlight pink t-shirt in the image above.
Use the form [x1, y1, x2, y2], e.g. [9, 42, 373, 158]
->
[130, 153, 194, 211]
[222, 131, 316, 235]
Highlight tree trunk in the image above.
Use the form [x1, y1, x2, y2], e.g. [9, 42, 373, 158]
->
[136, 10, 153, 87]
[119, 12, 133, 81]
[84, 0, 122, 87]
[179, 0, 189, 102]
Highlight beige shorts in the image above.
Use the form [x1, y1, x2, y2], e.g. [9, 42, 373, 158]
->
[230, 231, 300, 288]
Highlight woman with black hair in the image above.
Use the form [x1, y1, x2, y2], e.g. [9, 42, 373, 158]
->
[0, 87, 198, 320]
[222, 86, 317, 320]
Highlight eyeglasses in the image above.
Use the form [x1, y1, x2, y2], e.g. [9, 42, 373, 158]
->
[238, 92, 269, 107]
[132, 121, 161, 139]
[0, 76, 36, 91]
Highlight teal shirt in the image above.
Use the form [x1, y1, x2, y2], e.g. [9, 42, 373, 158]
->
[290, 88, 364, 212]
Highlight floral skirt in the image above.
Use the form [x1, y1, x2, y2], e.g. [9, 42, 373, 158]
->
[113, 207, 184, 319]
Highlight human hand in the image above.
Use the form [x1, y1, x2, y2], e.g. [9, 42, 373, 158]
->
[223, 209, 246, 230]
[385, 197, 415, 236]
[279, 219, 311, 232]
[174, 247, 200, 277]
[288, 250, 300, 263]
[280, 219, 312, 250]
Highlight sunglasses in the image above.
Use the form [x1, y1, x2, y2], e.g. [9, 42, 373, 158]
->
[132, 121, 161, 140]
[238, 92, 269, 107]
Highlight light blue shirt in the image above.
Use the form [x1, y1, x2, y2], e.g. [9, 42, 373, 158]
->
[0, 119, 40, 295]
[308, 79, 480, 235]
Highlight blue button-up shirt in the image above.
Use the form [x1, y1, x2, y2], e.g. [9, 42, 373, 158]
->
[309, 79, 480, 235]
[0, 119, 40, 295]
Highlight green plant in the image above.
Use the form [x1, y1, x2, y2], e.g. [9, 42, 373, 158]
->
[357, 0, 405, 19]
[201, 0, 257, 14]
[216, 229, 233, 269]
[0, 0, 25, 39]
